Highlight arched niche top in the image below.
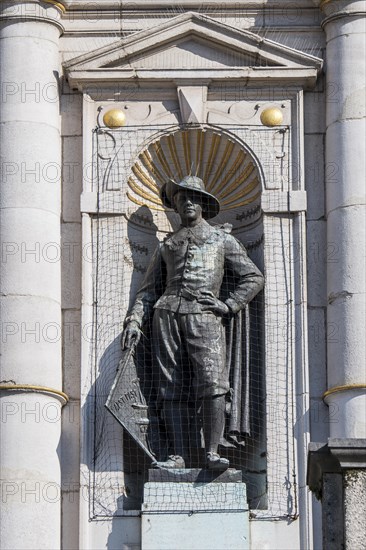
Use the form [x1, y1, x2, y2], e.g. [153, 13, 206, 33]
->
[126, 126, 263, 231]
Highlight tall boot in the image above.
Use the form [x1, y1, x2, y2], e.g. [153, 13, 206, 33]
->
[202, 395, 229, 470]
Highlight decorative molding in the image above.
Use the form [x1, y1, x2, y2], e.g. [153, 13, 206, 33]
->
[0, 0, 66, 12]
[62, 0, 316, 7]
[64, 11, 323, 91]
[319, 0, 336, 6]
[43, 0, 66, 12]
[318, 0, 362, 7]
[313, 0, 366, 24]
[0, 383, 69, 405]
[321, 10, 366, 28]
[0, 0, 65, 31]
[308, 439, 366, 498]
[323, 384, 366, 400]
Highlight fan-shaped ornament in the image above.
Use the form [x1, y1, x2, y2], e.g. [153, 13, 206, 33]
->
[127, 128, 261, 216]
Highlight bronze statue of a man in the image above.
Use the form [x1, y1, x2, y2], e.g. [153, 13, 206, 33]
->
[122, 176, 264, 470]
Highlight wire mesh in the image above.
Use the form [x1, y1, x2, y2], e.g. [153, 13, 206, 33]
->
[84, 123, 297, 520]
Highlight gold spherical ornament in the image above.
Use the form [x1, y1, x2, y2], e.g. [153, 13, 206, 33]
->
[103, 109, 126, 128]
[260, 107, 283, 127]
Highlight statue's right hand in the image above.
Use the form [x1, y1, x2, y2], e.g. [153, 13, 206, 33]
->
[121, 321, 141, 350]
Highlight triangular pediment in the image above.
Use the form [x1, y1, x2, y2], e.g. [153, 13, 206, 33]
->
[102, 35, 280, 71]
[65, 12, 322, 88]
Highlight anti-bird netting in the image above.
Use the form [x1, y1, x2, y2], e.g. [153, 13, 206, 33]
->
[83, 123, 298, 520]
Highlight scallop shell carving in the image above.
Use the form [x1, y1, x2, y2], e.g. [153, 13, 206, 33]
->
[127, 128, 261, 212]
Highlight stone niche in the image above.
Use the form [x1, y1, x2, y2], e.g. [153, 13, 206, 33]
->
[64, 10, 322, 548]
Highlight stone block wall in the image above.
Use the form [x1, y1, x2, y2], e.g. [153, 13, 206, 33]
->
[60, 82, 83, 550]
[56, 3, 329, 549]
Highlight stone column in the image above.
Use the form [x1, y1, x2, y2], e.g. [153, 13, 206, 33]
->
[320, 0, 366, 438]
[0, 2, 66, 549]
[308, 2, 366, 548]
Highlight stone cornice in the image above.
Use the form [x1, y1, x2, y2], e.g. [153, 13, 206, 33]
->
[64, 11, 322, 91]
[329, 439, 366, 468]
[62, 0, 317, 8]
[65, 12, 322, 69]
[45, 0, 324, 25]
[307, 439, 366, 499]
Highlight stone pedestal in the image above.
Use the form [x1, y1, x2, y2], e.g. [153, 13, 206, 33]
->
[141, 469, 249, 550]
[307, 439, 366, 549]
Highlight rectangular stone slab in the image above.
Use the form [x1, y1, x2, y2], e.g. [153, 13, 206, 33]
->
[148, 467, 243, 483]
[142, 481, 248, 512]
[141, 481, 249, 550]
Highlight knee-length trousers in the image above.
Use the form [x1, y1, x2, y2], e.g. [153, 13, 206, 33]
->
[152, 309, 229, 401]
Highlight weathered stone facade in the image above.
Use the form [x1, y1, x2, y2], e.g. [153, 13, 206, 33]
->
[0, 1, 365, 549]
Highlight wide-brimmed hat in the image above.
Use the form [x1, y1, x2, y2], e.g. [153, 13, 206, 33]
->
[160, 176, 220, 219]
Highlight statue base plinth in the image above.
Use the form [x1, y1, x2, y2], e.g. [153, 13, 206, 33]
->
[141, 469, 249, 550]
[148, 467, 242, 483]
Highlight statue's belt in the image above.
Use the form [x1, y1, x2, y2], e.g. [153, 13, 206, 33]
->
[179, 287, 217, 302]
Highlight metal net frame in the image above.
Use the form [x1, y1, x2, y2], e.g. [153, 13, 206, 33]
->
[82, 123, 300, 521]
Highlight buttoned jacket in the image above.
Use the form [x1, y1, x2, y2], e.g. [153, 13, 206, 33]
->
[126, 220, 264, 326]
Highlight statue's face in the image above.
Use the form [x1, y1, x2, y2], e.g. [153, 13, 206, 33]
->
[173, 191, 203, 225]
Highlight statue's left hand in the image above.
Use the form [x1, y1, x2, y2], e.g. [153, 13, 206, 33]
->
[121, 321, 141, 350]
[198, 296, 230, 316]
